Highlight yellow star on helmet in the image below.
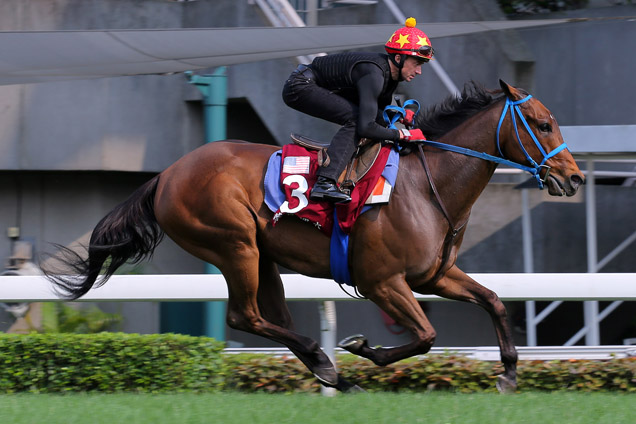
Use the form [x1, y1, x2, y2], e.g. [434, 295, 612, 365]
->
[416, 35, 430, 47]
[396, 33, 410, 48]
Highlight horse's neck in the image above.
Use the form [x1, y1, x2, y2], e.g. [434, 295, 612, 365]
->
[418, 109, 501, 225]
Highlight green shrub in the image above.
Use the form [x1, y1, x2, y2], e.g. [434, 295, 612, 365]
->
[223, 353, 635, 394]
[0, 333, 225, 393]
[518, 358, 636, 392]
[39, 303, 123, 334]
[0, 333, 634, 393]
[223, 354, 319, 393]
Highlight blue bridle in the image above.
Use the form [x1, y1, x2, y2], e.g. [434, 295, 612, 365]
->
[384, 95, 570, 189]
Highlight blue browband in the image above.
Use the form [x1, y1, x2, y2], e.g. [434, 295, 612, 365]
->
[384, 95, 570, 189]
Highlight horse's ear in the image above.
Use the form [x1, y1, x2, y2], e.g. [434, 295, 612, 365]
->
[499, 79, 522, 100]
[499, 79, 512, 97]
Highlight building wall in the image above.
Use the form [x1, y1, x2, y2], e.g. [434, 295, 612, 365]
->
[514, 4, 636, 126]
[0, 0, 633, 345]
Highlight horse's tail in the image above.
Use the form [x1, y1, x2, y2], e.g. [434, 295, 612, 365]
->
[43, 175, 164, 300]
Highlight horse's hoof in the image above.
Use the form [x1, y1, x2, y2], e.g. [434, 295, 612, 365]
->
[313, 368, 339, 387]
[496, 375, 517, 394]
[338, 334, 368, 354]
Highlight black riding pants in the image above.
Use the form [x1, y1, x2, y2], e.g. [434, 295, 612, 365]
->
[282, 65, 359, 181]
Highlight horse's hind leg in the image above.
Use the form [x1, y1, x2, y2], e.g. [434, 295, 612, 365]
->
[221, 251, 338, 382]
[255, 257, 361, 392]
[420, 265, 518, 393]
[166, 219, 346, 390]
[255, 258, 294, 330]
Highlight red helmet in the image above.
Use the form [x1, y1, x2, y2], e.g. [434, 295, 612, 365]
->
[385, 17, 434, 61]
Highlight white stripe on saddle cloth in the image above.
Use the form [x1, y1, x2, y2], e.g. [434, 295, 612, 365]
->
[365, 176, 392, 205]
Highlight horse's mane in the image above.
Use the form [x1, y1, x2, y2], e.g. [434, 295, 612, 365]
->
[415, 81, 511, 140]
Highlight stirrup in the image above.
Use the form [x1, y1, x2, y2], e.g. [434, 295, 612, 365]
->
[310, 182, 351, 203]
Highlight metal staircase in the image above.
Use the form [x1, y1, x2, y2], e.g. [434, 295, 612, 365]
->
[251, 0, 324, 64]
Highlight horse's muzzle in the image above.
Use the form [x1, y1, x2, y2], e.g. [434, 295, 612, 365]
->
[547, 172, 584, 196]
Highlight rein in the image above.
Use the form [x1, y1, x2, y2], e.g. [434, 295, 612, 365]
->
[385, 95, 570, 189]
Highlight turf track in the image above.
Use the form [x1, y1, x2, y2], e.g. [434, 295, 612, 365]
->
[1, 392, 633, 424]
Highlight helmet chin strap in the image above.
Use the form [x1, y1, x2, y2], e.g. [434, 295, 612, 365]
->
[389, 54, 406, 82]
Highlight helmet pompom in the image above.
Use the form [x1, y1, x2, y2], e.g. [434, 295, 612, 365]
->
[405, 17, 417, 28]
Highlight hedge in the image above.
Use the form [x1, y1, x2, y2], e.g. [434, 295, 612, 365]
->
[0, 333, 226, 393]
[225, 354, 636, 394]
[0, 333, 634, 393]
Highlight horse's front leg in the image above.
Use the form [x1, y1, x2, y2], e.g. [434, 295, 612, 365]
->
[417, 265, 518, 393]
[339, 275, 437, 366]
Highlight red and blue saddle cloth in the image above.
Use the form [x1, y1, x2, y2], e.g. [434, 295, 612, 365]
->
[264, 143, 399, 286]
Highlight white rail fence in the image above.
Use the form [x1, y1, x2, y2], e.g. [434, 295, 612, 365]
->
[2, 273, 634, 302]
[2, 273, 635, 361]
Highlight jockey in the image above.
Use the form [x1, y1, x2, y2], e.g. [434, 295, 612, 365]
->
[282, 17, 433, 203]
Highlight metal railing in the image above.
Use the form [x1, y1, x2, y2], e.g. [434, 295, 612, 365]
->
[2, 273, 634, 348]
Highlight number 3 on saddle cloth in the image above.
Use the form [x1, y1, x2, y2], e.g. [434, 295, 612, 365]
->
[264, 143, 400, 286]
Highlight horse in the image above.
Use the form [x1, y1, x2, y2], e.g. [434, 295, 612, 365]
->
[44, 80, 584, 393]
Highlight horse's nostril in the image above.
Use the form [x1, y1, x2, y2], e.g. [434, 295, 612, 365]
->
[571, 174, 584, 187]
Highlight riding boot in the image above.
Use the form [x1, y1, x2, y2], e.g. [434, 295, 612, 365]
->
[310, 176, 352, 203]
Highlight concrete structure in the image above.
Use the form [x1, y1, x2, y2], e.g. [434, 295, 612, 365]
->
[0, 0, 634, 347]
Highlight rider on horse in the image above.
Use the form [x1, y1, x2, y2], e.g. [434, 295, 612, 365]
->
[282, 17, 433, 203]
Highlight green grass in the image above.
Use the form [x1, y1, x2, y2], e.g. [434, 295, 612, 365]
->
[0, 392, 634, 424]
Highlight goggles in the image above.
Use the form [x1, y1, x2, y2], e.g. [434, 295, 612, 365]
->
[417, 45, 434, 59]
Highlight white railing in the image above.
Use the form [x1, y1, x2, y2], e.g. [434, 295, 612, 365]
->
[2, 273, 634, 350]
[1, 273, 633, 302]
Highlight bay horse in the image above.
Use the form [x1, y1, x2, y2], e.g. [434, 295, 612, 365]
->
[44, 80, 584, 393]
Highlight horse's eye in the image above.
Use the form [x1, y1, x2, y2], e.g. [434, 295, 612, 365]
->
[538, 123, 552, 133]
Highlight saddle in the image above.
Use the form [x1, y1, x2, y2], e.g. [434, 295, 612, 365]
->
[290, 133, 384, 195]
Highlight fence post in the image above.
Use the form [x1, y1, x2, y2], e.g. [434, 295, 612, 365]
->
[319, 300, 337, 396]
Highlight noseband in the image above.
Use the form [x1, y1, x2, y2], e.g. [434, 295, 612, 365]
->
[495, 95, 569, 188]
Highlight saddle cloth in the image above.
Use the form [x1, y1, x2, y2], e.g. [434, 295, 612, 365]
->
[264, 144, 399, 236]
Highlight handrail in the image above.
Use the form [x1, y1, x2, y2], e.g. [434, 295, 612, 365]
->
[1, 273, 634, 302]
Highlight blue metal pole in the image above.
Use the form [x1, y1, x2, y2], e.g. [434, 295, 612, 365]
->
[186, 68, 227, 341]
